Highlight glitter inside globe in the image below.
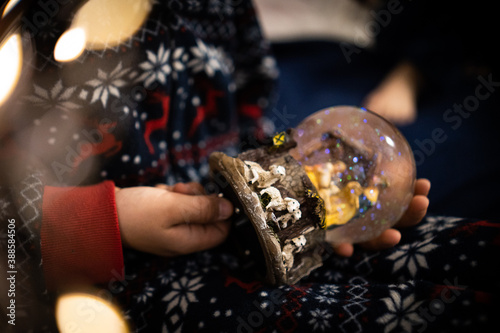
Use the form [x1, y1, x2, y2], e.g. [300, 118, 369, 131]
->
[289, 106, 416, 244]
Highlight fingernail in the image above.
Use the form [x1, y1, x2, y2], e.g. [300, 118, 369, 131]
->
[219, 199, 233, 220]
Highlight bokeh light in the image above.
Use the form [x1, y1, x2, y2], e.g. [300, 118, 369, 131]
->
[54, 27, 86, 62]
[56, 292, 129, 333]
[72, 0, 152, 50]
[1, 0, 21, 17]
[0, 32, 22, 106]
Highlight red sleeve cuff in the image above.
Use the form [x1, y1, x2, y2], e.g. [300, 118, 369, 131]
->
[41, 181, 124, 291]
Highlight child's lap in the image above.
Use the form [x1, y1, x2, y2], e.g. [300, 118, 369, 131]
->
[114, 215, 500, 332]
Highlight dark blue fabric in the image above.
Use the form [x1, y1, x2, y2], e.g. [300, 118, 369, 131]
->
[116, 215, 500, 333]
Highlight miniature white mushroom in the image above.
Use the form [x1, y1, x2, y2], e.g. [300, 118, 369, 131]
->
[276, 198, 302, 228]
[260, 187, 287, 211]
[244, 161, 285, 188]
[260, 187, 301, 228]
[285, 198, 301, 220]
[290, 235, 307, 252]
[269, 164, 286, 180]
[281, 235, 307, 271]
[244, 161, 260, 184]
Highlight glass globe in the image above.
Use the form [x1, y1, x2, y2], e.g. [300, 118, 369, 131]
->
[289, 106, 416, 244]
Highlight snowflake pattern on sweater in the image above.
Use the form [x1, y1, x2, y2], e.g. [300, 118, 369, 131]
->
[16, 0, 276, 189]
[1, 165, 499, 331]
[112, 216, 499, 333]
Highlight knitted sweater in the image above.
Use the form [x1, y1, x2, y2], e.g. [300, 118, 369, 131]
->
[0, 0, 276, 330]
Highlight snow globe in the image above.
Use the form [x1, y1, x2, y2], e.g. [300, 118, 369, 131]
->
[209, 106, 416, 285]
[290, 106, 416, 244]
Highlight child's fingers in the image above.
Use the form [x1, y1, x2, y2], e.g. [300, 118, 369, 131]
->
[155, 183, 171, 191]
[395, 195, 429, 228]
[171, 182, 206, 195]
[328, 179, 430, 256]
[156, 182, 207, 195]
[330, 243, 354, 257]
[167, 220, 231, 255]
[393, 178, 430, 228]
[358, 228, 401, 251]
[160, 192, 233, 254]
[167, 192, 234, 225]
[414, 178, 431, 196]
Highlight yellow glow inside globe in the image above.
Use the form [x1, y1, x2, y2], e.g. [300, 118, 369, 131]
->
[289, 106, 416, 244]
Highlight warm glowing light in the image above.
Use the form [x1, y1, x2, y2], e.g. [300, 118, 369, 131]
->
[54, 28, 86, 62]
[0, 33, 22, 106]
[56, 293, 129, 333]
[73, 0, 152, 50]
[2, 0, 21, 17]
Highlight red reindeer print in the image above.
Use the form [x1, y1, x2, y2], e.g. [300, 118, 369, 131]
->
[144, 92, 170, 154]
[73, 121, 123, 168]
[188, 89, 225, 138]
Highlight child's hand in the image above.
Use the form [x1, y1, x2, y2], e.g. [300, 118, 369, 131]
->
[115, 182, 233, 257]
[332, 178, 431, 257]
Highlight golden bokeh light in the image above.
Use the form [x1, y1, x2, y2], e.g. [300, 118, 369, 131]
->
[56, 293, 129, 333]
[54, 27, 86, 62]
[1, 0, 21, 17]
[72, 0, 152, 50]
[0, 32, 22, 106]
